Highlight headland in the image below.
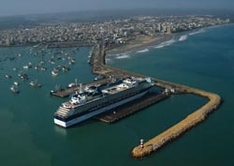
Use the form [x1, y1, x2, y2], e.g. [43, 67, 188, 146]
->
[90, 42, 222, 158]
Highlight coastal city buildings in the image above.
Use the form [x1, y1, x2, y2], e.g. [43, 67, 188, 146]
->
[0, 15, 230, 47]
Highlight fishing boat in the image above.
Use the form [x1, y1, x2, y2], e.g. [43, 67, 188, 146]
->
[61, 65, 70, 72]
[18, 73, 29, 80]
[51, 69, 59, 76]
[66, 83, 76, 88]
[14, 81, 19, 86]
[50, 84, 63, 94]
[71, 58, 76, 63]
[10, 85, 20, 94]
[30, 80, 42, 88]
[66, 79, 78, 88]
[5, 74, 12, 79]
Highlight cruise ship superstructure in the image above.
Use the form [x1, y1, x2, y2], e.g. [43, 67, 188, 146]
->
[54, 77, 153, 127]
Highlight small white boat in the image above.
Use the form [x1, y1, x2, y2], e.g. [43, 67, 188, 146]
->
[49, 59, 55, 64]
[67, 83, 76, 88]
[34, 66, 39, 70]
[23, 65, 29, 69]
[5, 74, 12, 79]
[41, 67, 47, 71]
[70, 58, 75, 64]
[61, 65, 70, 72]
[40, 60, 45, 65]
[50, 84, 63, 94]
[10, 85, 20, 94]
[18, 73, 28, 80]
[30, 80, 42, 88]
[67, 79, 78, 88]
[51, 69, 59, 76]
[14, 81, 19, 86]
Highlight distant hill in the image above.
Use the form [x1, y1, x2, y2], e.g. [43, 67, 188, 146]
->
[0, 8, 233, 30]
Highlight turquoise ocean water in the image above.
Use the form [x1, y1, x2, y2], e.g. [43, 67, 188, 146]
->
[0, 24, 234, 166]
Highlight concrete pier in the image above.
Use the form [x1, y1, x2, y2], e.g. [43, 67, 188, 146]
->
[51, 77, 111, 97]
[96, 92, 169, 123]
[131, 86, 221, 158]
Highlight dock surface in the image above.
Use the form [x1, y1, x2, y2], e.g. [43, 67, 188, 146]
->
[96, 92, 169, 123]
[51, 77, 111, 97]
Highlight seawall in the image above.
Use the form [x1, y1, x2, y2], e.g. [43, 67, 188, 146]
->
[131, 86, 221, 158]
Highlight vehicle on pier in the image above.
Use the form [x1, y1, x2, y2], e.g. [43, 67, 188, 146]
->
[94, 75, 105, 81]
[54, 77, 153, 128]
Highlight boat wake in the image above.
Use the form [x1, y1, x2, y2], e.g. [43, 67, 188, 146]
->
[136, 48, 149, 53]
[106, 52, 132, 64]
[115, 53, 130, 59]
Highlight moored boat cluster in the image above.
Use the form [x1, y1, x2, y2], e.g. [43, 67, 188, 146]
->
[2, 46, 81, 94]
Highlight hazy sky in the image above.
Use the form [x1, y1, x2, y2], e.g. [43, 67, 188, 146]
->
[0, 0, 234, 16]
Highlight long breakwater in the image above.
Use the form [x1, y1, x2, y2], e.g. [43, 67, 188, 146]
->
[90, 43, 222, 158]
[131, 84, 221, 158]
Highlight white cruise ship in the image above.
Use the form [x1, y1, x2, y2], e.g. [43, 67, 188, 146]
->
[54, 77, 153, 128]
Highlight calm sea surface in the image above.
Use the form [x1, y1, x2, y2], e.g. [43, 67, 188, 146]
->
[0, 24, 234, 166]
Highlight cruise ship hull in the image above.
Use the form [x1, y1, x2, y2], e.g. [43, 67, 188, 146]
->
[54, 89, 149, 128]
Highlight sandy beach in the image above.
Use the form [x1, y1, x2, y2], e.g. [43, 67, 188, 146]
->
[106, 34, 172, 54]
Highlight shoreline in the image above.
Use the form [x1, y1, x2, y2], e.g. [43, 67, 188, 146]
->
[106, 34, 172, 55]
[0, 41, 93, 48]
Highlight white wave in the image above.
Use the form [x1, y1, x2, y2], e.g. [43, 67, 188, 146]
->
[115, 54, 130, 59]
[154, 45, 164, 49]
[178, 35, 188, 41]
[189, 28, 205, 36]
[153, 39, 176, 49]
[107, 53, 120, 57]
[136, 48, 149, 53]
